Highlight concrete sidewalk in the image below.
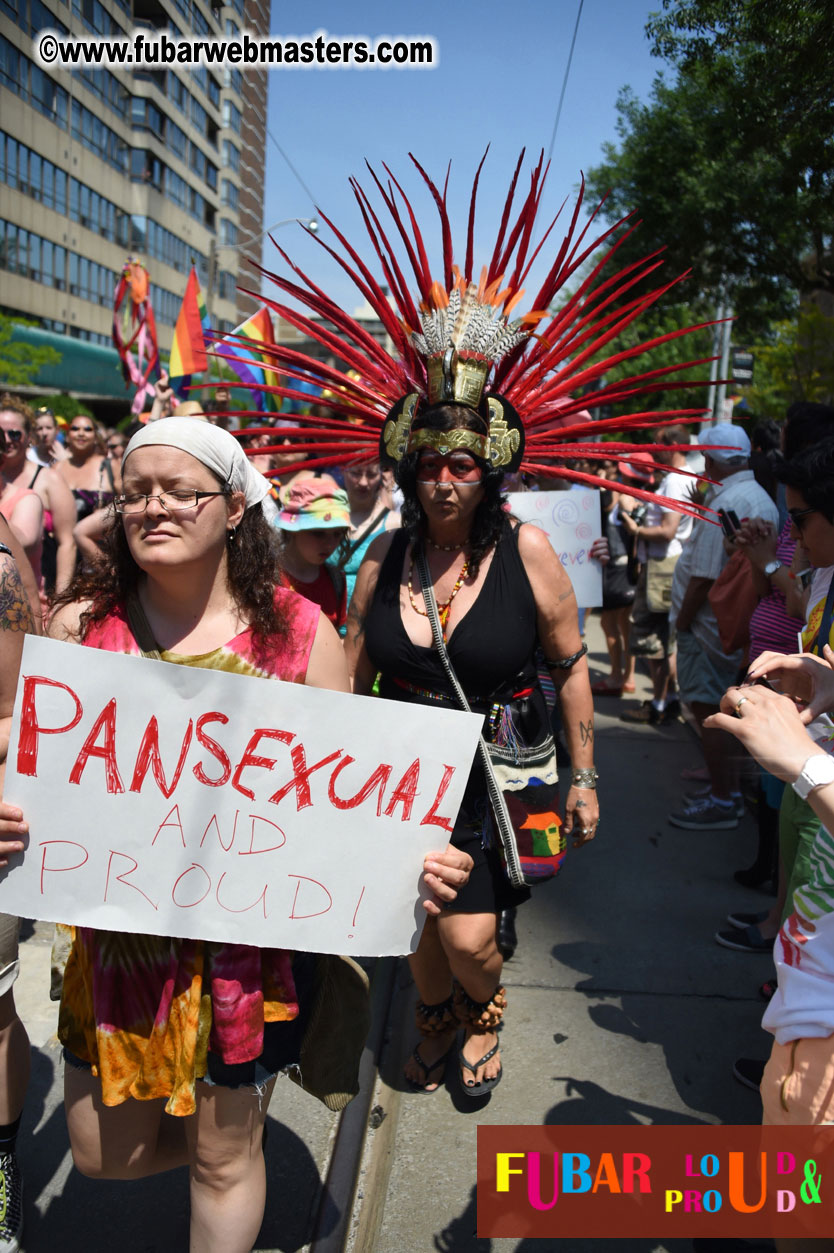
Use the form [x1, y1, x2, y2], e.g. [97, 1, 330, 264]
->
[12, 613, 776, 1251]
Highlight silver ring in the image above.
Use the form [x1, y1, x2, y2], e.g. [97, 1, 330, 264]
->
[734, 696, 750, 717]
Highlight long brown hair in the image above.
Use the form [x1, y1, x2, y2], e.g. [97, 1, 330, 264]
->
[52, 495, 287, 652]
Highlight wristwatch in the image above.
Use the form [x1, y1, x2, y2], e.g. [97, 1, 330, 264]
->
[763, 559, 783, 578]
[792, 753, 834, 800]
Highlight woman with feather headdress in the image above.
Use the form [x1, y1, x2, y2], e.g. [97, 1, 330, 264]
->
[235, 151, 714, 1096]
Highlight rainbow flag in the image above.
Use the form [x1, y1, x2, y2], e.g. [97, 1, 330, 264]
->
[168, 267, 210, 399]
[213, 307, 279, 412]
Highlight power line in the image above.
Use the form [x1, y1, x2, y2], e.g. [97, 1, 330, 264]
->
[265, 125, 320, 211]
[546, 0, 585, 164]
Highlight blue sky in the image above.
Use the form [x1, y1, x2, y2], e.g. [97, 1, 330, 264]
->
[258, 0, 666, 310]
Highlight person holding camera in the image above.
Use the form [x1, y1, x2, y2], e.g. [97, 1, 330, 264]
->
[619, 426, 694, 726]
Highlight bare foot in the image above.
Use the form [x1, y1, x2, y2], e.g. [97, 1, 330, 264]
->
[404, 1028, 457, 1091]
[459, 1027, 501, 1089]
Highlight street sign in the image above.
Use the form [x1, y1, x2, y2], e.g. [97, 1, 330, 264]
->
[731, 348, 754, 385]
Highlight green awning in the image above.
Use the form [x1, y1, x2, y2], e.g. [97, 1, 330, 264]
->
[10, 323, 128, 401]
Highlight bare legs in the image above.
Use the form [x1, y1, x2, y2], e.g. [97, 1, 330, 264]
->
[691, 699, 744, 801]
[404, 911, 503, 1090]
[0, 990, 30, 1127]
[65, 1065, 274, 1253]
[599, 606, 635, 689]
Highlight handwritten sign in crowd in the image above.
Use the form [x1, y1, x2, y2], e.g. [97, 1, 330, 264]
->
[2, 638, 483, 956]
[507, 490, 603, 606]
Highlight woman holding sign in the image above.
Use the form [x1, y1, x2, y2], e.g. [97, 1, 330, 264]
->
[42, 419, 470, 1253]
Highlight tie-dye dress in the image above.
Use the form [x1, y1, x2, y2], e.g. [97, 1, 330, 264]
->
[57, 591, 321, 1116]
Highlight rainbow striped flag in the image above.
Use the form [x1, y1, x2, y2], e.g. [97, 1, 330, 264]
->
[213, 306, 279, 412]
[168, 267, 210, 399]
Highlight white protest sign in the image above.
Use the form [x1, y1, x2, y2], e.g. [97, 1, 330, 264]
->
[507, 490, 602, 606]
[1, 637, 483, 957]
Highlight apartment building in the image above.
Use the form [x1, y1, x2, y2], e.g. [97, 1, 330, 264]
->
[0, 0, 269, 403]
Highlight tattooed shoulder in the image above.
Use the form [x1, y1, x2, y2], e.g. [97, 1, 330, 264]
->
[0, 555, 35, 633]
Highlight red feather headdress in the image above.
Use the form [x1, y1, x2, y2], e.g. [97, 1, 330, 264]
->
[231, 151, 722, 518]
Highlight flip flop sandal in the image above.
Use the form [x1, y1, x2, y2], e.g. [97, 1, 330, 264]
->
[404, 1041, 454, 1093]
[458, 1040, 503, 1098]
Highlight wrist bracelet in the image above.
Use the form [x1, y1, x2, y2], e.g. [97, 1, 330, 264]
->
[571, 767, 599, 789]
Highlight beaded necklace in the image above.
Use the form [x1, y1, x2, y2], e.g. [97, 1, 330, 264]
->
[408, 551, 469, 640]
[426, 536, 465, 552]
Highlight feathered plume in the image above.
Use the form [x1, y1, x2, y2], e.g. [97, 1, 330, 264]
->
[233, 151, 721, 514]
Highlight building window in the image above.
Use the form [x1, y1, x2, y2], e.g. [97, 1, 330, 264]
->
[222, 139, 240, 173]
[221, 179, 238, 212]
[220, 218, 238, 247]
[222, 99, 241, 135]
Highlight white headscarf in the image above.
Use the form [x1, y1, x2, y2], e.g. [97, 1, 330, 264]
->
[123, 417, 271, 509]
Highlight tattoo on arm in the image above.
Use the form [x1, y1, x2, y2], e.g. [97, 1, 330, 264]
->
[557, 587, 573, 603]
[345, 601, 366, 647]
[579, 719, 594, 747]
[575, 798, 587, 808]
[0, 559, 35, 633]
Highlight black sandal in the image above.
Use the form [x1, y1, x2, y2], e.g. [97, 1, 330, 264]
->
[458, 1036, 502, 1098]
[405, 1040, 454, 1093]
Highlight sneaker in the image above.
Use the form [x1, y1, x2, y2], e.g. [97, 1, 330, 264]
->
[726, 909, 770, 930]
[686, 786, 745, 819]
[733, 1057, 766, 1091]
[0, 1152, 22, 1253]
[714, 925, 775, 953]
[668, 796, 739, 830]
[621, 700, 660, 725]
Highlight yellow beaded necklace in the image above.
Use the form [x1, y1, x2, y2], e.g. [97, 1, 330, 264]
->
[408, 551, 469, 640]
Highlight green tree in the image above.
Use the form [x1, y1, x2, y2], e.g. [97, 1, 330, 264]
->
[745, 304, 834, 416]
[0, 314, 61, 387]
[37, 393, 95, 422]
[585, 0, 834, 337]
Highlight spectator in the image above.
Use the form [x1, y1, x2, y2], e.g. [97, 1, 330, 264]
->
[29, 407, 67, 466]
[592, 456, 652, 696]
[667, 423, 779, 829]
[0, 397, 77, 597]
[620, 427, 695, 725]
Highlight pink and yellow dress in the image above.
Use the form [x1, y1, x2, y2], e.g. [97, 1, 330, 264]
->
[57, 591, 320, 1116]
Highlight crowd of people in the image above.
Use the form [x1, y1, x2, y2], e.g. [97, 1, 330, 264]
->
[3, 378, 834, 1251]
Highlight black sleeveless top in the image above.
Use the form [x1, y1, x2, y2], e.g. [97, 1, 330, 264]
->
[365, 519, 543, 718]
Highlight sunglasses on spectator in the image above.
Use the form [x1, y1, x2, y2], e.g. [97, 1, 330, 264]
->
[788, 506, 818, 531]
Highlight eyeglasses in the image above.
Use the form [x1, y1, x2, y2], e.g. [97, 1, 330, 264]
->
[788, 506, 818, 531]
[115, 489, 228, 514]
[4, 430, 24, 444]
[106, 442, 125, 451]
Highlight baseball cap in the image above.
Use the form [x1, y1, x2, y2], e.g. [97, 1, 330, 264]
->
[697, 423, 751, 463]
[277, 480, 351, 531]
[617, 452, 654, 484]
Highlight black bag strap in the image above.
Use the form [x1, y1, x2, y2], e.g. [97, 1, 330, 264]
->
[342, 507, 390, 561]
[414, 546, 525, 887]
[125, 595, 163, 661]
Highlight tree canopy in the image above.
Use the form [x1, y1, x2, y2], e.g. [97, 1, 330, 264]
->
[585, 0, 834, 337]
[0, 314, 61, 388]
